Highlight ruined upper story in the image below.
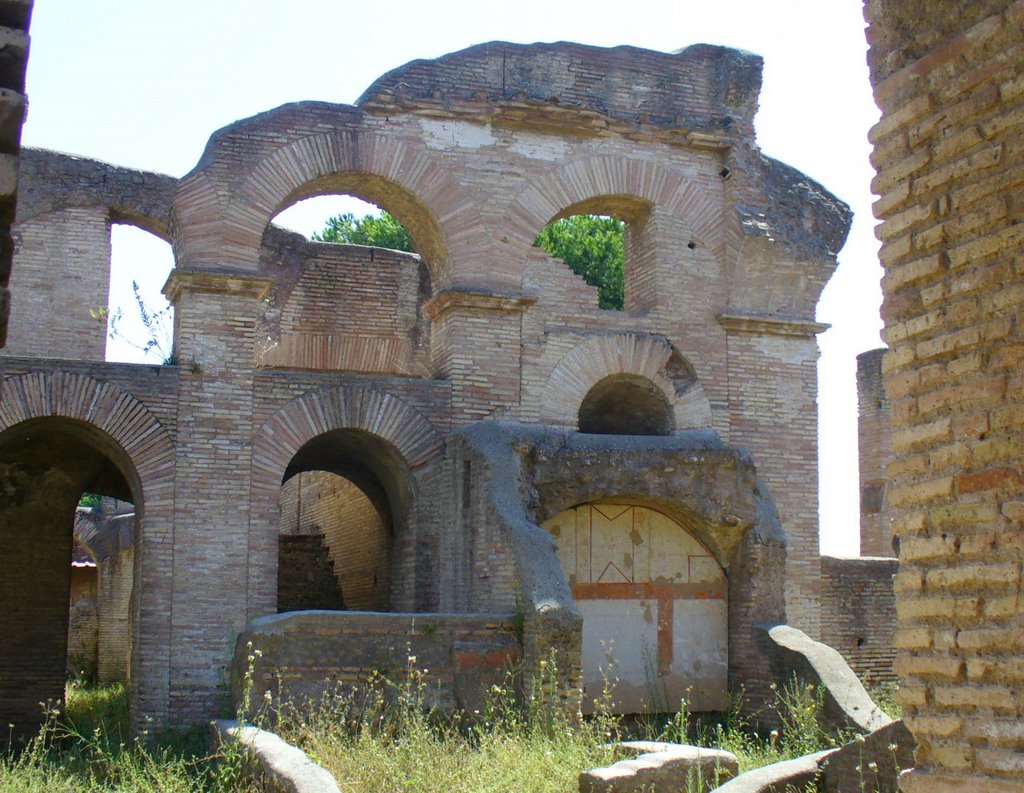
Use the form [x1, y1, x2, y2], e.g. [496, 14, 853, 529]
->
[4, 40, 851, 433]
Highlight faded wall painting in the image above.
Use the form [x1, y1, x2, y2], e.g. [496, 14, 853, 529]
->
[544, 503, 727, 712]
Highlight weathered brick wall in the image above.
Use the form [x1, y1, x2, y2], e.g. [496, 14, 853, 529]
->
[857, 348, 895, 557]
[67, 564, 98, 679]
[820, 556, 897, 687]
[276, 534, 345, 611]
[721, 326, 826, 636]
[259, 235, 430, 376]
[164, 271, 269, 722]
[96, 546, 132, 684]
[5, 207, 111, 359]
[235, 611, 520, 716]
[864, 2, 1024, 789]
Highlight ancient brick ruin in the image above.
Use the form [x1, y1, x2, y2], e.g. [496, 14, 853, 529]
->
[865, 1, 1024, 789]
[0, 41, 860, 737]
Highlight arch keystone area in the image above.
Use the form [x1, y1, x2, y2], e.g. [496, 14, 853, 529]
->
[252, 385, 444, 493]
[539, 333, 712, 430]
[0, 371, 175, 479]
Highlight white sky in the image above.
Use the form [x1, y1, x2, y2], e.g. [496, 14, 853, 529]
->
[22, 0, 882, 556]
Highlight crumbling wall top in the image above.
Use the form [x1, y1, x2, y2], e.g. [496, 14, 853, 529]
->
[357, 40, 763, 137]
[17, 148, 178, 239]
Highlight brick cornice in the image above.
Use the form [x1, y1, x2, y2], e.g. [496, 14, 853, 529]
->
[423, 289, 537, 321]
[162, 270, 272, 303]
[717, 313, 828, 337]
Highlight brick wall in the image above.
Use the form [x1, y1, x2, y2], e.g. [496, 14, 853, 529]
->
[864, 2, 1024, 789]
[276, 534, 345, 612]
[67, 565, 98, 679]
[722, 325, 825, 637]
[236, 611, 520, 717]
[259, 239, 429, 376]
[858, 348, 896, 556]
[820, 556, 898, 687]
[4, 207, 111, 359]
[96, 546, 132, 683]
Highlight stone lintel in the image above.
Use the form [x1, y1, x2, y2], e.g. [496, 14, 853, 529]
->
[163, 270, 272, 303]
[423, 289, 537, 321]
[717, 313, 829, 337]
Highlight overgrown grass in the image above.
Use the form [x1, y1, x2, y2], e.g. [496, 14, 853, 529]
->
[274, 655, 622, 793]
[272, 656, 847, 793]
[683, 680, 849, 775]
[868, 681, 902, 720]
[0, 682, 257, 793]
[2, 667, 875, 792]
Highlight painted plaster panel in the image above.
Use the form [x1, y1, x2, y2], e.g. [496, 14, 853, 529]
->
[544, 503, 727, 713]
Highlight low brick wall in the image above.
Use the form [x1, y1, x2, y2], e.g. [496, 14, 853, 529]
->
[234, 611, 520, 717]
[820, 556, 897, 687]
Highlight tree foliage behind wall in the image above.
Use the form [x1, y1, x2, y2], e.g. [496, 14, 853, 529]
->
[314, 211, 625, 310]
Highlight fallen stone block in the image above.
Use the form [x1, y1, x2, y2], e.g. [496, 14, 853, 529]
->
[581, 743, 738, 793]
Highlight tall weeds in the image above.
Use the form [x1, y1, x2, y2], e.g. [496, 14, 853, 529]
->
[0, 683, 256, 792]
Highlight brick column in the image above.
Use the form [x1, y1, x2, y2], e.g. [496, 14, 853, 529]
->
[719, 314, 827, 638]
[163, 270, 270, 723]
[857, 348, 895, 557]
[425, 290, 535, 425]
[864, 2, 1024, 789]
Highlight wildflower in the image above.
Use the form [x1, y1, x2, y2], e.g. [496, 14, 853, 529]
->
[868, 761, 878, 772]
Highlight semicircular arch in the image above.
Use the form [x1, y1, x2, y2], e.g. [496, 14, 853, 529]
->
[0, 371, 176, 729]
[173, 128, 492, 285]
[539, 333, 712, 430]
[0, 372, 175, 487]
[506, 155, 725, 254]
[251, 384, 444, 499]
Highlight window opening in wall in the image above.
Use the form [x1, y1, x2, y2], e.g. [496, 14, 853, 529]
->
[274, 195, 416, 253]
[105, 225, 175, 364]
[534, 214, 624, 310]
[578, 374, 674, 436]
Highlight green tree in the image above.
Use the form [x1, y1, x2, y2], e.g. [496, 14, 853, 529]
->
[534, 215, 624, 310]
[313, 211, 626, 310]
[313, 212, 415, 252]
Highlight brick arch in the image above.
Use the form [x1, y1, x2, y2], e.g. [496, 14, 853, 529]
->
[539, 333, 712, 430]
[0, 372, 175, 486]
[252, 385, 444, 494]
[0, 371, 175, 730]
[506, 155, 725, 254]
[247, 384, 445, 617]
[173, 129, 492, 285]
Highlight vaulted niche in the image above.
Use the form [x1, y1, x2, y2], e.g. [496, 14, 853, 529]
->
[578, 374, 674, 436]
[543, 503, 728, 714]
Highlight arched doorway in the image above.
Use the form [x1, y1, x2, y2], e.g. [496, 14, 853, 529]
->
[276, 429, 409, 613]
[542, 503, 727, 714]
[0, 417, 139, 743]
